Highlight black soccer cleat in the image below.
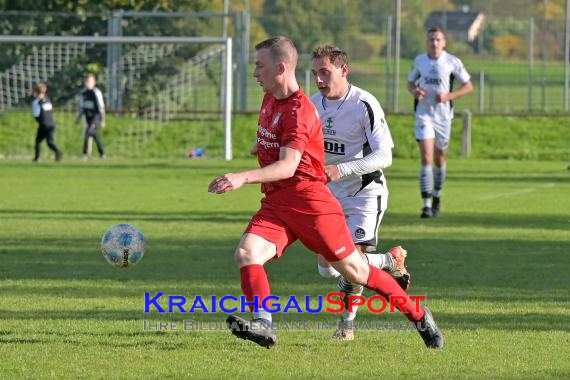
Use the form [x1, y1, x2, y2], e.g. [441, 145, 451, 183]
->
[395, 272, 411, 291]
[226, 315, 277, 349]
[415, 306, 444, 349]
[431, 197, 440, 218]
[420, 207, 433, 218]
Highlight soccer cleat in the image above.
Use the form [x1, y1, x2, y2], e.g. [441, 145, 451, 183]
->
[55, 151, 63, 162]
[420, 206, 433, 218]
[415, 306, 444, 349]
[332, 319, 354, 341]
[431, 197, 440, 218]
[226, 315, 277, 349]
[387, 246, 412, 290]
[335, 277, 362, 340]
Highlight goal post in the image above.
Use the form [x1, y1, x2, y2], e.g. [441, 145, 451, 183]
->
[0, 35, 233, 160]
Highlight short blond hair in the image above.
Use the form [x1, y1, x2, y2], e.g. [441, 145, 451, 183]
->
[255, 36, 298, 67]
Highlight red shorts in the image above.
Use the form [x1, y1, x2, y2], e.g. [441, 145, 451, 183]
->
[245, 181, 355, 262]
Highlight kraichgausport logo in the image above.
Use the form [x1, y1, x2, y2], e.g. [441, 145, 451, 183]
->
[144, 292, 426, 314]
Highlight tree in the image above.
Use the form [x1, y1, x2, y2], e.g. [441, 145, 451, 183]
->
[0, 0, 218, 107]
[260, 0, 362, 55]
[399, 0, 430, 58]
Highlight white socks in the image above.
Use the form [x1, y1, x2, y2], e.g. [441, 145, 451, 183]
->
[420, 164, 434, 205]
[433, 164, 446, 198]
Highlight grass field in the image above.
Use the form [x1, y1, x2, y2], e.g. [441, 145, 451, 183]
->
[2, 111, 569, 161]
[0, 157, 569, 379]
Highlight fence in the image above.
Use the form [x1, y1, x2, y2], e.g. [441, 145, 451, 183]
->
[1, 3, 570, 114]
[250, 1, 570, 114]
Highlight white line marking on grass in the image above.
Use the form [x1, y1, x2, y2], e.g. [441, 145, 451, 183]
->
[478, 183, 556, 201]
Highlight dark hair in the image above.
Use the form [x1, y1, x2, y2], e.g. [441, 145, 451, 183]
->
[427, 27, 446, 36]
[312, 45, 349, 68]
[255, 36, 298, 65]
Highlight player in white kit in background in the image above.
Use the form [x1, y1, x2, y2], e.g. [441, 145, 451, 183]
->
[310, 45, 410, 341]
[408, 27, 473, 218]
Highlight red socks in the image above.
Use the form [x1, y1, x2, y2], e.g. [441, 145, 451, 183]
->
[366, 264, 425, 322]
[239, 263, 424, 322]
[240, 264, 271, 312]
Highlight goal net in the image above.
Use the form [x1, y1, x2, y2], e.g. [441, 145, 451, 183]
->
[0, 36, 232, 160]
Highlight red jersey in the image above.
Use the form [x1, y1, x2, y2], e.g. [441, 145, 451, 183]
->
[256, 89, 326, 193]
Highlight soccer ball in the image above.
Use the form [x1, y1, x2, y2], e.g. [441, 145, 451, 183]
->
[101, 224, 145, 268]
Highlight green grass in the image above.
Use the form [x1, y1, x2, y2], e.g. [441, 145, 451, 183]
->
[2, 111, 569, 161]
[0, 158, 569, 379]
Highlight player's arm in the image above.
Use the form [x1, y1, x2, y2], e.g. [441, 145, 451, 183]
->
[326, 144, 392, 182]
[327, 146, 392, 181]
[408, 80, 426, 100]
[407, 60, 425, 99]
[436, 80, 473, 103]
[95, 88, 106, 127]
[208, 147, 301, 194]
[325, 103, 393, 182]
[437, 58, 474, 103]
[75, 94, 84, 125]
[250, 141, 258, 156]
[32, 99, 41, 121]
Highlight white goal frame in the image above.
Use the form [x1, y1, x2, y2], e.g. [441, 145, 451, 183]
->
[0, 35, 233, 160]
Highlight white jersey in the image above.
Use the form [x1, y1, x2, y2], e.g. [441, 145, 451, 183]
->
[407, 50, 470, 123]
[311, 85, 394, 198]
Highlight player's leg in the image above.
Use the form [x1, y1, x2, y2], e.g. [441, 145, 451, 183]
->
[82, 123, 91, 159]
[334, 247, 411, 341]
[33, 127, 45, 162]
[234, 232, 279, 321]
[91, 128, 106, 158]
[329, 251, 444, 348]
[45, 126, 62, 161]
[227, 233, 280, 349]
[317, 197, 364, 339]
[290, 187, 443, 348]
[350, 195, 411, 288]
[331, 247, 365, 340]
[432, 122, 451, 217]
[226, 203, 296, 349]
[415, 121, 436, 218]
[327, 196, 409, 340]
[317, 254, 340, 278]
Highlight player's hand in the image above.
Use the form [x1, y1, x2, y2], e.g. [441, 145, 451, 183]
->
[208, 173, 246, 194]
[436, 92, 451, 103]
[250, 142, 258, 156]
[413, 87, 427, 100]
[324, 165, 341, 182]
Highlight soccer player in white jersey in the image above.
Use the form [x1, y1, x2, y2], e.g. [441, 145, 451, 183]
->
[310, 45, 410, 341]
[408, 27, 473, 218]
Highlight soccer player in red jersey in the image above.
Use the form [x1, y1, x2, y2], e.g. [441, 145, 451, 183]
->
[208, 36, 443, 349]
